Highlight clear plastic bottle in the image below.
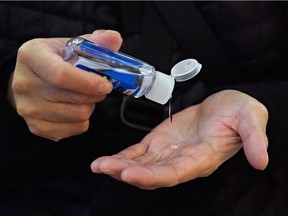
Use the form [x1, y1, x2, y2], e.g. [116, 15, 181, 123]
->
[61, 37, 175, 104]
[61, 37, 202, 105]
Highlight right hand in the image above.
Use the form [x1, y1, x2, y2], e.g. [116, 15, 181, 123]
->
[8, 30, 123, 141]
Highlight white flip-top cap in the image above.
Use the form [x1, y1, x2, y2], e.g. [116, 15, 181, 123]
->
[145, 71, 175, 105]
[171, 59, 202, 82]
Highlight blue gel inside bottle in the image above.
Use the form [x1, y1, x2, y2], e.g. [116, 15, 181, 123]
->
[61, 37, 202, 105]
[62, 37, 157, 98]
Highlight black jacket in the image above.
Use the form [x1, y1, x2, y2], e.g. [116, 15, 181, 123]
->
[0, 2, 288, 216]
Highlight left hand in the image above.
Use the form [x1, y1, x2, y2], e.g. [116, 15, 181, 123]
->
[91, 90, 269, 189]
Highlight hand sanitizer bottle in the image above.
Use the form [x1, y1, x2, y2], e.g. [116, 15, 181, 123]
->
[61, 37, 201, 105]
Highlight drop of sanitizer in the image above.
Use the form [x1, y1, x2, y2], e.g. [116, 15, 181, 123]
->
[168, 58, 202, 123]
[169, 96, 173, 122]
[140, 59, 203, 150]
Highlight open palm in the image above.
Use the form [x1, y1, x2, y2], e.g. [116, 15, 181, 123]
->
[91, 90, 269, 189]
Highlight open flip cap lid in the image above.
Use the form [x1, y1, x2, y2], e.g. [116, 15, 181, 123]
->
[171, 59, 202, 82]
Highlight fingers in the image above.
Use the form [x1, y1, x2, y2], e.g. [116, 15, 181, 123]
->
[17, 98, 95, 123]
[90, 30, 123, 51]
[91, 155, 182, 190]
[119, 164, 181, 190]
[116, 137, 152, 159]
[18, 38, 113, 96]
[238, 100, 269, 170]
[242, 129, 269, 170]
[203, 90, 270, 170]
[13, 64, 108, 104]
[91, 156, 132, 177]
[17, 29, 122, 96]
[12, 29, 122, 140]
[91, 155, 213, 190]
[27, 119, 90, 141]
[80, 30, 123, 51]
[118, 144, 217, 189]
[91, 143, 218, 190]
[91, 141, 150, 174]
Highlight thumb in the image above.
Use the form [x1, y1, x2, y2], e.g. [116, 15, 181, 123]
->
[238, 103, 269, 170]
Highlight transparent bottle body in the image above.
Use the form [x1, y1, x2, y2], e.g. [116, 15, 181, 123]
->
[61, 37, 156, 98]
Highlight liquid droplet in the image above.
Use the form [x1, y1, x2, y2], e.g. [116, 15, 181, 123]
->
[170, 144, 179, 149]
[169, 96, 173, 123]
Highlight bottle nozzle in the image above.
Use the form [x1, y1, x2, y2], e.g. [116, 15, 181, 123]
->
[145, 72, 175, 105]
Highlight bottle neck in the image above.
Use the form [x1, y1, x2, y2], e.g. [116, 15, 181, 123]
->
[145, 71, 175, 105]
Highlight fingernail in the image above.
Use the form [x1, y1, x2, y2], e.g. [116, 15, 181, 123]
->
[92, 29, 107, 35]
[104, 30, 120, 35]
[92, 29, 120, 36]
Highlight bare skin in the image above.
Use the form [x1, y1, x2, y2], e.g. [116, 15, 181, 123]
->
[8, 30, 122, 141]
[7, 30, 269, 190]
[91, 90, 269, 190]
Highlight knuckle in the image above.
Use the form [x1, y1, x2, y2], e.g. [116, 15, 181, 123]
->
[29, 126, 60, 142]
[255, 101, 268, 117]
[16, 103, 36, 119]
[80, 73, 102, 96]
[17, 44, 29, 63]
[27, 120, 90, 142]
[69, 93, 84, 104]
[77, 121, 90, 134]
[19, 38, 69, 90]
[17, 40, 33, 62]
[17, 39, 42, 63]
[76, 105, 94, 121]
[243, 99, 269, 120]
[11, 72, 35, 95]
[26, 119, 47, 138]
[69, 93, 96, 104]
[96, 95, 106, 103]
[45, 62, 67, 88]
[11, 78, 27, 95]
